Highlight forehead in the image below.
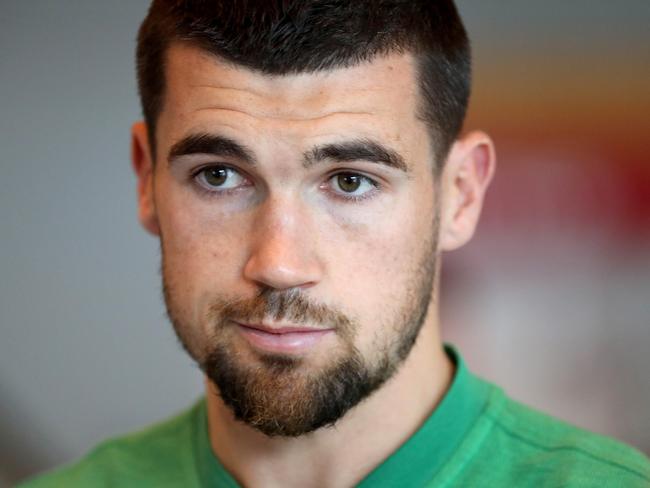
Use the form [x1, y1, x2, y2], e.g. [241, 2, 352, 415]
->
[159, 43, 430, 161]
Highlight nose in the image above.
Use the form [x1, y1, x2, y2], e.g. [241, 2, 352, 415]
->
[243, 196, 323, 291]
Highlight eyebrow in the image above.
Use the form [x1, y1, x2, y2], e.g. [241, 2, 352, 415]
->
[168, 133, 409, 173]
[168, 133, 256, 166]
[304, 139, 409, 173]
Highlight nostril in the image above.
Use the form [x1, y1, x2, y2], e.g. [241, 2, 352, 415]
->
[242, 237, 322, 291]
[244, 201, 322, 289]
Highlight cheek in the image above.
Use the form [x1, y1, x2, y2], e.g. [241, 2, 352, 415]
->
[158, 189, 252, 326]
[323, 190, 436, 338]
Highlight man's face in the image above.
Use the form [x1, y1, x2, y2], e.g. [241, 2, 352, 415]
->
[149, 43, 441, 436]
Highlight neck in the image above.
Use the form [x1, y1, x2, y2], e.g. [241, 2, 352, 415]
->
[204, 321, 453, 488]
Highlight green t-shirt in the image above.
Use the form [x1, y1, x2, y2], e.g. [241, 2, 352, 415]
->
[20, 347, 650, 487]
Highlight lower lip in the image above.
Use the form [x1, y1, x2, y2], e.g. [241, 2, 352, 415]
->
[236, 324, 333, 354]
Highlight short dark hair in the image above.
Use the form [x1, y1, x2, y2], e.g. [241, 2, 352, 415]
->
[136, 0, 470, 168]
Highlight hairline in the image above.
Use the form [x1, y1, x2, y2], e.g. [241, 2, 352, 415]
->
[146, 40, 448, 173]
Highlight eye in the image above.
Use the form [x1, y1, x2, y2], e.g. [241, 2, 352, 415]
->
[326, 172, 378, 200]
[194, 165, 249, 192]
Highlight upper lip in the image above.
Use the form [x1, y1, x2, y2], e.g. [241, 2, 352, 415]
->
[235, 322, 332, 334]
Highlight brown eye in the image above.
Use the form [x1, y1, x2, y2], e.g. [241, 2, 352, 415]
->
[326, 172, 378, 201]
[195, 165, 247, 192]
[336, 173, 362, 193]
[203, 167, 228, 187]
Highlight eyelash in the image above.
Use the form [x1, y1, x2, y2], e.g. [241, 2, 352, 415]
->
[190, 165, 381, 202]
[322, 172, 380, 202]
[191, 165, 252, 197]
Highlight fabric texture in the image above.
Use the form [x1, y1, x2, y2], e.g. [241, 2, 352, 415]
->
[20, 347, 650, 487]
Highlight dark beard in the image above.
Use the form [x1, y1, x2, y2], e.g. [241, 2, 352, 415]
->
[162, 213, 438, 437]
[203, 336, 394, 437]
[198, 288, 404, 437]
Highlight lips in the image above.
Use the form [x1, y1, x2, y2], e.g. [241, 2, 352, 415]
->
[235, 322, 334, 354]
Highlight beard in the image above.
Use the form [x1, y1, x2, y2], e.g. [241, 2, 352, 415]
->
[161, 216, 438, 437]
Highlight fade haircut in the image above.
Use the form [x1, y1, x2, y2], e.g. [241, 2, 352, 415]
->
[136, 0, 471, 169]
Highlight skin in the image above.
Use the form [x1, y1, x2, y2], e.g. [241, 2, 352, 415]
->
[132, 43, 495, 487]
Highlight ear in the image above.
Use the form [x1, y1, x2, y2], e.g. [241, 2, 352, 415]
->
[131, 121, 160, 236]
[438, 131, 496, 252]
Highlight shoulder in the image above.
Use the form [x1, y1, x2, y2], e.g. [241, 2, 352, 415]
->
[18, 400, 204, 488]
[476, 390, 650, 487]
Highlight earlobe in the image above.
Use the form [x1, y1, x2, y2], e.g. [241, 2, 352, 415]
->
[438, 131, 496, 252]
[131, 121, 161, 236]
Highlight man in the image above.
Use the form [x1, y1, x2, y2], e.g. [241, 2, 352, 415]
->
[22, 1, 650, 486]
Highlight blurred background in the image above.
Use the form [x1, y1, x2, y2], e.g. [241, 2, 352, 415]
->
[1, 0, 648, 485]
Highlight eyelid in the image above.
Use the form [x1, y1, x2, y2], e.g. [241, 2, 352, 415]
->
[191, 162, 238, 178]
[191, 163, 253, 195]
[323, 170, 380, 202]
[188, 164, 381, 203]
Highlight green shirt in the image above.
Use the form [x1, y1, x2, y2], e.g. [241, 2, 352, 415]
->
[20, 347, 650, 487]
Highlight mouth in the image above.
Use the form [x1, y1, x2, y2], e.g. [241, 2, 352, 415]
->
[234, 322, 334, 354]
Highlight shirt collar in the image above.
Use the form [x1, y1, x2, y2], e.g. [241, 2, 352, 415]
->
[193, 345, 492, 487]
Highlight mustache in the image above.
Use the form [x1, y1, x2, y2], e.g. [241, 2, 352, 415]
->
[208, 288, 355, 334]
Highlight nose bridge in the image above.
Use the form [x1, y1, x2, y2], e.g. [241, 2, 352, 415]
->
[255, 193, 303, 243]
[244, 193, 321, 290]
